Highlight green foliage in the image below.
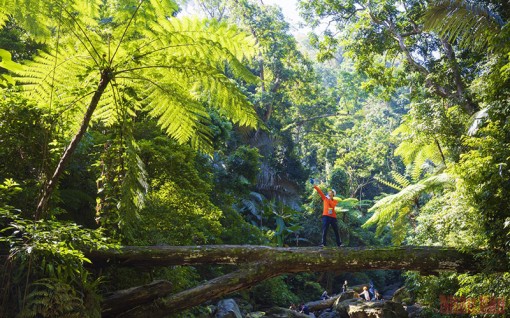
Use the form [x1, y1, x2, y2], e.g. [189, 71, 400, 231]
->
[0, 93, 52, 205]
[403, 272, 460, 308]
[286, 273, 324, 302]
[365, 173, 454, 245]
[0, 48, 22, 86]
[135, 181, 222, 245]
[250, 276, 299, 307]
[408, 191, 486, 248]
[424, 0, 504, 51]
[454, 119, 510, 252]
[0, 205, 116, 316]
[18, 278, 89, 318]
[13, 13, 259, 152]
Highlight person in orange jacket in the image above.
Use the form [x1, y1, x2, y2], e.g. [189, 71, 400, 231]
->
[311, 178, 342, 247]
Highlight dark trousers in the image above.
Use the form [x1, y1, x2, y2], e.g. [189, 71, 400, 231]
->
[322, 216, 341, 246]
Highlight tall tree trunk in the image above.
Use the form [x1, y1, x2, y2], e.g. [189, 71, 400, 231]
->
[35, 69, 112, 219]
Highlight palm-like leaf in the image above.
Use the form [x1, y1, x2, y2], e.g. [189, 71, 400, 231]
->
[424, 0, 505, 50]
[363, 173, 453, 244]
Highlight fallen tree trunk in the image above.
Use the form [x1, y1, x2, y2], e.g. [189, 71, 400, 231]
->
[118, 266, 278, 318]
[87, 245, 487, 273]
[102, 280, 173, 317]
[85, 245, 507, 317]
[305, 291, 356, 311]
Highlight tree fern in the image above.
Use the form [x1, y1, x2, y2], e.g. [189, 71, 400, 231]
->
[4, 0, 260, 216]
[363, 173, 453, 245]
[393, 115, 446, 181]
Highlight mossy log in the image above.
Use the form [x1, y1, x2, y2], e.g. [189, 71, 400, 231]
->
[85, 245, 504, 317]
[305, 291, 357, 311]
[102, 280, 173, 317]
[87, 245, 484, 272]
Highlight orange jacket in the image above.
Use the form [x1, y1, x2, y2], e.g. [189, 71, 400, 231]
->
[313, 185, 338, 218]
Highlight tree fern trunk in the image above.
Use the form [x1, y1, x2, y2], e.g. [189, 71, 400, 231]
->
[35, 69, 113, 219]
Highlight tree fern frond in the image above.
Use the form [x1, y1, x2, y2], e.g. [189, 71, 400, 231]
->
[391, 171, 411, 188]
[15, 49, 98, 129]
[424, 0, 505, 50]
[142, 77, 210, 145]
[118, 56, 257, 150]
[0, 0, 102, 41]
[373, 175, 403, 191]
[364, 173, 454, 240]
[138, 17, 259, 83]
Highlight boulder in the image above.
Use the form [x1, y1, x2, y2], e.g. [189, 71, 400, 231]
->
[404, 304, 423, 318]
[334, 299, 408, 318]
[333, 298, 360, 318]
[215, 299, 242, 318]
[338, 291, 357, 302]
[264, 307, 312, 318]
[307, 291, 357, 312]
[318, 310, 341, 318]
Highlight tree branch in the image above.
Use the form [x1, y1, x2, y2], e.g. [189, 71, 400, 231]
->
[440, 37, 477, 113]
[367, 11, 453, 100]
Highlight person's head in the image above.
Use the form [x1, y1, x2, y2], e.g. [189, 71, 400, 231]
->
[344, 280, 348, 284]
[363, 286, 368, 291]
[328, 189, 336, 198]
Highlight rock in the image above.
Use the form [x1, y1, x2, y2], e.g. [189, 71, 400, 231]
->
[334, 299, 408, 318]
[381, 283, 402, 300]
[338, 291, 357, 302]
[318, 310, 341, 318]
[404, 304, 423, 318]
[215, 299, 242, 318]
[264, 307, 311, 318]
[333, 298, 361, 318]
[307, 291, 358, 312]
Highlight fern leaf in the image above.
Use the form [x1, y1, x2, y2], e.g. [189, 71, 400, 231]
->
[374, 175, 403, 191]
[364, 173, 454, 242]
[424, 0, 504, 50]
[391, 171, 411, 188]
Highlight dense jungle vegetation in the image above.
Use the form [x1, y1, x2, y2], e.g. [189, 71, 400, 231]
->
[0, 0, 509, 316]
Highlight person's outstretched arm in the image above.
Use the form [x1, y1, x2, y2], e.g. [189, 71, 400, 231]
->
[313, 185, 326, 200]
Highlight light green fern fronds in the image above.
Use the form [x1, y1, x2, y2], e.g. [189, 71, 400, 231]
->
[393, 116, 446, 181]
[374, 175, 403, 192]
[391, 171, 411, 188]
[0, 0, 102, 40]
[400, 142, 445, 182]
[0, 49, 23, 86]
[364, 173, 454, 243]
